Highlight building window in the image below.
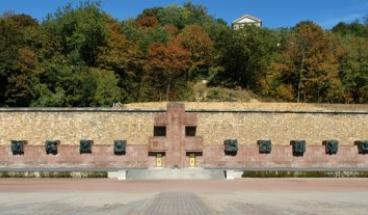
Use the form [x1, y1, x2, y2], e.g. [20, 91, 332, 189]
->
[154, 126, 166, 137]
[185, 126, 197, 137]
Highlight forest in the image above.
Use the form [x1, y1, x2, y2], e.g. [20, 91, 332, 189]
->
[0, 2, 368, 107]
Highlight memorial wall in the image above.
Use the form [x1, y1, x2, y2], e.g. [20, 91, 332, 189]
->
[0, 103, 367, 169]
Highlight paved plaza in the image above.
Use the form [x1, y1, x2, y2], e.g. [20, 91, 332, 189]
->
[0, 178, 367, 214]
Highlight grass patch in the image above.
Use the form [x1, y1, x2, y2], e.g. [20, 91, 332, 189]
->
[0, 171, 108, 178]
[242, 170, 368, 178]
[191, 82, 262, 102]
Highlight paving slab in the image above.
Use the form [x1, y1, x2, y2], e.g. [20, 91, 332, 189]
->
[0, 179, 367, 214]
[139, 192, 215, 215]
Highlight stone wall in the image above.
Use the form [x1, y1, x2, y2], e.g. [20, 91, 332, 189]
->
[0, 109, 156, 146]
[196, 112, 368, 146]
[0, 103, 367, 169]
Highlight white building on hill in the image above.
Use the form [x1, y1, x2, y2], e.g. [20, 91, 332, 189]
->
[232, 14, 262, 30]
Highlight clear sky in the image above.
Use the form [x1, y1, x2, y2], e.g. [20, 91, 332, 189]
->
[0, 0, 367, 28]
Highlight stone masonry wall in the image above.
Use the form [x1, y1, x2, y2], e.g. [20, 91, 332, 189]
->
[196, 112, 368, 146]
[0, 110, 155, 146]
[1, 109, 365, 147]
[0, 104, 367, 169]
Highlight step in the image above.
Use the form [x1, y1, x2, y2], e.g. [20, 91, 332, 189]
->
[126, 168, 225, 180]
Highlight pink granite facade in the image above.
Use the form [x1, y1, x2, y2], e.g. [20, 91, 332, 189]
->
[148, 103, 204, 168]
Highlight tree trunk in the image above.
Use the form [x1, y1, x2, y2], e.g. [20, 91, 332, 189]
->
[297, 51, 305, 103]
[166, 81, 171, 101]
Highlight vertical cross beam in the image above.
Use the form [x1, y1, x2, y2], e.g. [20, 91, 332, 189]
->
[149, 103, 203, 168]
[166, 103, 185, 167]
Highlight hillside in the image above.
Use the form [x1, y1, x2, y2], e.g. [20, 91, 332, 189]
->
[0, 2, 367, 107]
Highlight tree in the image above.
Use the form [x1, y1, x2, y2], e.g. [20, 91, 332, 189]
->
[89, 68, 123, 106]
[338, 36, 368, 103]
[41, 2, 107, 66]
[1, 3, 368, 106]
[136, 15, 158, 28]
[156, 5, 187, 29]
[272, 21, 340, 102]
[0, 13, 39, 106]
[31, 61, 123, 107]
[145, 41, 190, 100]
[122, 19, 169, 53]
[214, 25, 278, 91]
[175, 24, 213, 80]
[97, 18, 143, 102]
[332, 21, 368, 37]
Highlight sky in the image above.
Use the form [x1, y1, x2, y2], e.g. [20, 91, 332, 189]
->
[0, 0, 367, 29]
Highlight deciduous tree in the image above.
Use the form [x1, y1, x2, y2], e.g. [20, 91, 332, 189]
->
[145, 41, 190, 100]
[175, 24, 213, 80]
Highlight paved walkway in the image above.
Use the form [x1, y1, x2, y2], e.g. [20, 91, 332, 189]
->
[0, 179, 367, 214]
[139, 192, 214, 215]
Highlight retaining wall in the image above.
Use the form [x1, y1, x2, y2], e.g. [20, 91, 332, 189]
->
[0, 103, 367, 169]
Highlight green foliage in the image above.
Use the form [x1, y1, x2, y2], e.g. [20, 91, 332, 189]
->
[0, 13, 40, 106]
[271, 22, 342, 102]
[31, 61, 122, 107]
[214, 25, 278, 90]
[338, 36, 368, 103]
[0, 2, 368, 107]
[42, 1, 107, 66]
[89, 68, 123, 106]
[332, 21, 368, 37]
[156, 5, 187, 29]
[31, 61, 89, 107]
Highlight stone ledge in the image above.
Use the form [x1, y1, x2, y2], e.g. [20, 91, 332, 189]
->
[188, 109, 368, 114]
[125, 102, 368, 113]
[2, 102, 368, 114]
[0, 108, 164, 113]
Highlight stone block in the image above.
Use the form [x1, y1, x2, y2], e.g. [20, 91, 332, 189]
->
[225, 170, 243, 180]
[108, 170, 126, 180]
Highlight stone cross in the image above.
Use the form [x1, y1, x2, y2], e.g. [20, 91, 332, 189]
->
[149, 103, 203, 168]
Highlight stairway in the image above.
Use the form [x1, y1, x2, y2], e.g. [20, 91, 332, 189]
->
[126, 168, 225, 180]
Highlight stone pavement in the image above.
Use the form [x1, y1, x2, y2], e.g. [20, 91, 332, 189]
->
[0, 179, 368, 215]
[138, 192, 215, 215]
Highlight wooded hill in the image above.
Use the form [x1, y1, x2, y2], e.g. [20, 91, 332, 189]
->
[1, 2, 368, 107]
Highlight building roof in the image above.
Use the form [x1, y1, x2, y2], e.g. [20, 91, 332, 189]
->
[233, 14, 262, 24]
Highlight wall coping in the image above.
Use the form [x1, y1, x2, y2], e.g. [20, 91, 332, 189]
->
[0, 108, 165, 113]
[187, 109, 368, 114]
[0, 107, 367, 114]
